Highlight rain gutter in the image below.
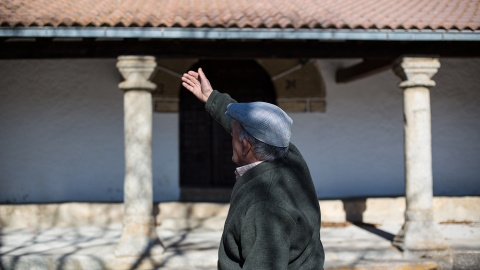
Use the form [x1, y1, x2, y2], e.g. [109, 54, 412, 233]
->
[1, 27, 479, 41]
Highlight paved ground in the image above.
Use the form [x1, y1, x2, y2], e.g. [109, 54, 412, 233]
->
[1, 221, 479, 269]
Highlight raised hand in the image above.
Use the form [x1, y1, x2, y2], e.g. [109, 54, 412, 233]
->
[181, 68, 213, 103]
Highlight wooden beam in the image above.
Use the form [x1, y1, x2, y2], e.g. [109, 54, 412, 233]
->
[336, 58, 394, 83]
[0, 39, 480, 59]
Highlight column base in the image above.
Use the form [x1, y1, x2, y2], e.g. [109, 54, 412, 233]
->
[394, 215, 449, 258]
[115, 214, 165, 257]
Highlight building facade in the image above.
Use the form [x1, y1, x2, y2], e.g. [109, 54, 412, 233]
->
[1, 57, 479, 203]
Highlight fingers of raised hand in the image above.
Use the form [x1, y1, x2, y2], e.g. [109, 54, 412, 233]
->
[188, 71, 199, 79]
[182, 81, 193, 91]
[198, 68, 213, 90]
[182, 74, 200, 89]
[198, 68, 207, 82]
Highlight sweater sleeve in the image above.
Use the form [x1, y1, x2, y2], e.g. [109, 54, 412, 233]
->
[240, 202, 296, 270]
[205, 90, 237, 135]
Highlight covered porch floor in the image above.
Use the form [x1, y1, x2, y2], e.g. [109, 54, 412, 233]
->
[1, 201, 479, 270]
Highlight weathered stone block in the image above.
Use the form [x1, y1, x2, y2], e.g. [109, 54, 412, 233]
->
[257, 59, 326, 99]
[154, 100, 179, 112]
[310, 100, 326, 112]
[278, 101, 307, 112]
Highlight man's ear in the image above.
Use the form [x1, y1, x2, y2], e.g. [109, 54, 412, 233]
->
[241, 138, 251, 157]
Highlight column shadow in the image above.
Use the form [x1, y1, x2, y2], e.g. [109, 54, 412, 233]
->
[342, 198, 395, 242]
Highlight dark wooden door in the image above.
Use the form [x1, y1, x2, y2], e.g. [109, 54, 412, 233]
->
[180, 60, 276, 192]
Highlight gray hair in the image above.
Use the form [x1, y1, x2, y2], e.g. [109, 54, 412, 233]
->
[238, 124, 289, 161]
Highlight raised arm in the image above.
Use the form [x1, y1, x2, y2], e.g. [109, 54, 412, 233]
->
[181, 67, 237, 134]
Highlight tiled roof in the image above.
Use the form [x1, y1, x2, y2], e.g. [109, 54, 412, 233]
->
[1, 0, 479, 30]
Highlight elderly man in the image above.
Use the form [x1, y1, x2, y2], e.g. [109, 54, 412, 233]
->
[182, 68, 324, 270]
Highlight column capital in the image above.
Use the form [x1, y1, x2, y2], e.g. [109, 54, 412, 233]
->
[117, 55, 157, 91]
[393, 57, 440, 89]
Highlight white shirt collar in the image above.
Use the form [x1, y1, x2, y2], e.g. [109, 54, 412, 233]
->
[234, 161, 263, 180]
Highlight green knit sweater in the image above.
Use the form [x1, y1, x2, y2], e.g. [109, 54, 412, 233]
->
[205, 90, 325, 270]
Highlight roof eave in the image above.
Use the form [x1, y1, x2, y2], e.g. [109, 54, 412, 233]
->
[1, 27, 480, 41]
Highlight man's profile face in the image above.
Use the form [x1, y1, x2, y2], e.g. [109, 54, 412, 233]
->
[231, 121, 243, 166]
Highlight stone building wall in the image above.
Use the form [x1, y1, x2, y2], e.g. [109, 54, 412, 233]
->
[0, 58, 479, 203]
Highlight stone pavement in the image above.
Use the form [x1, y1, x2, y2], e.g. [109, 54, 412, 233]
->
[1, 221, 480, 270]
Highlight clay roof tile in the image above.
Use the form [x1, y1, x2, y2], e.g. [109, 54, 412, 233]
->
[0, 0, 479, 30]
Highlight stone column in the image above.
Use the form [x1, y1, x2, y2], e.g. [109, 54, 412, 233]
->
[115, 56, 164, 258]
[392, 57, 447, 257]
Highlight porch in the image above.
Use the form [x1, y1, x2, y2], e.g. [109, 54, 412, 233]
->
[1, 198, 479, 269]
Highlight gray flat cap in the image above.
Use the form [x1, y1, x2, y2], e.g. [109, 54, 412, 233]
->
[225, 102, 293, 147]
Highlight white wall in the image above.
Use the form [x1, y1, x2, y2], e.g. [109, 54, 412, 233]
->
[0, 58, 479, 203]
[0, 59, 179, 203]
[430, 58, 480, 196]
[292, 58, 480, 198]
[152, 113, 179, 201]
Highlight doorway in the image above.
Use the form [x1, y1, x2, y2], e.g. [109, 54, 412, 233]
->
[179, 59, 276, 201]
